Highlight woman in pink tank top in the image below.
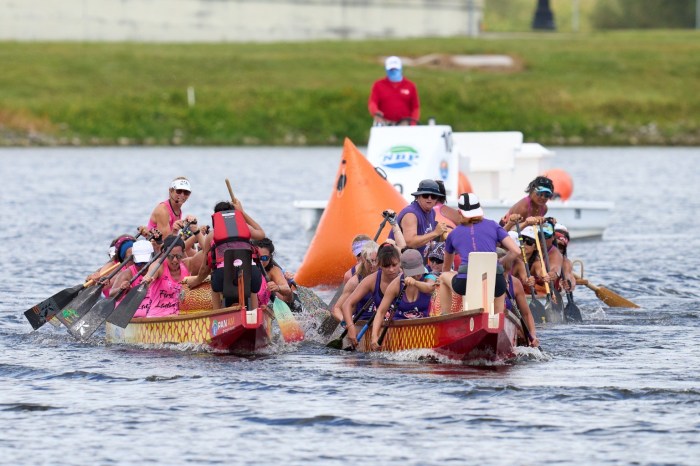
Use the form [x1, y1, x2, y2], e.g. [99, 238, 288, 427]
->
[140, 236, 193, 318]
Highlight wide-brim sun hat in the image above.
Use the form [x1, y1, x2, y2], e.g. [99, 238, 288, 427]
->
[411, 179, 442, 197]
[400, 249, 425, 277]
[458, 192, 485, 219]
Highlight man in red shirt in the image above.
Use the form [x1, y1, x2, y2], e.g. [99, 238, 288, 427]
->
[368, 56, 421, 126]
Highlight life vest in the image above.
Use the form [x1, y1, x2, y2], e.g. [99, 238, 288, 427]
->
[211, 210, 252, 267]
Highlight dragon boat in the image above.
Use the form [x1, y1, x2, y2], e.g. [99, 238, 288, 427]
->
[104, 281, 272, 352]
[353, 252, 525, 363]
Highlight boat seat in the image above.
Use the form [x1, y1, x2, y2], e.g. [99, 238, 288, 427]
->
[462, 252, 497, 313]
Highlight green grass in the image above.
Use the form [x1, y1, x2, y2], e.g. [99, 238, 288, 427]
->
[1, 30, 699, 146]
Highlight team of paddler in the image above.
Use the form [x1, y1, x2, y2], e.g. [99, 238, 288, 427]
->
[27, 172, 581, 350]
[321, 175, 580, 350]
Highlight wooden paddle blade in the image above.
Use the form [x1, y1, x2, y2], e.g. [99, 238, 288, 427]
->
[107, 283, 150, 328]
[67, 298, 117, 341]
[595, 286, 640, 308]
[272, 299, 304, 342]
[23, 283, 84, 330]
[56, 285, 105, 328]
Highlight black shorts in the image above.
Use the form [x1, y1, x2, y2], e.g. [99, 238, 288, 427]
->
[211, 265, 262, 294]
[451, 272, 507, 297]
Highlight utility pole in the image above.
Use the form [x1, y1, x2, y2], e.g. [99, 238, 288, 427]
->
[532, 0, 556, 31]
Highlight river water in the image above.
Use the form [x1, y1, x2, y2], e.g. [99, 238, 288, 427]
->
[1, 146, 698, 465]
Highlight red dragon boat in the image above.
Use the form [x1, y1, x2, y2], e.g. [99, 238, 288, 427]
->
[105, 281, 272, 352]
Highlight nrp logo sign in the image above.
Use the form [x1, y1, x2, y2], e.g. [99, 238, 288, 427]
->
[380, 145, 420, 169]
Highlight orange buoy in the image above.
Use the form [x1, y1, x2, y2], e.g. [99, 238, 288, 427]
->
[294, 138, 408, 287]
[543, 168, 574, 201]
[457, 171, 473, 197]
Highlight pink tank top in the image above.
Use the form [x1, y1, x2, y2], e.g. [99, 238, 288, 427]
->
[257, 276, 270, 307]
[146, 200, 181, 232]
[142, 263, 188, 317]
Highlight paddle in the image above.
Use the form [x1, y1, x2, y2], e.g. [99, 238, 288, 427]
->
[537, 225, 565, 322]
[563, 279, 583, 322]
[257, 264, 304, 343]
[226, 177, 304, 342]
[67, 249, 164, 340]
[326, 297, 373, 349]
[317, 214, 390, 336]
[514, 223, 547, 324]
[23, 261, 121, 330]
[532, 224, 563, 324]
[573, 272, 639, 308]
[56, 254, 135, 328]
[376, 279, 407, 347]
[505, 286, 538, 348]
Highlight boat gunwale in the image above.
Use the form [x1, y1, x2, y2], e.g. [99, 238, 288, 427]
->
[375, 307, 521, 329]
[127, 305, 242, 324]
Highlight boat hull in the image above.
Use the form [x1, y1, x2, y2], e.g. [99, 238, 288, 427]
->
[355, 308, 520, 362]
[105, 307, 272, 352]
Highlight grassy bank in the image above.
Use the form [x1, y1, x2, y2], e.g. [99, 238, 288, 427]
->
[1, 30, 699, 146]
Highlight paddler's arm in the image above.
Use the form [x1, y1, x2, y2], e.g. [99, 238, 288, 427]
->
[232, 198, 266, 240]
[406, 275, 436, 294]
[400, 213, 447, 249]
[342, 275, 374, 346]
[183, 231, 213, 288]
[386, 212, 407, 250]
[370, 277, 400, 350]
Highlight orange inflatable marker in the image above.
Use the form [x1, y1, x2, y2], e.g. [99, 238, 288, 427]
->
[294, 138, 408, 287]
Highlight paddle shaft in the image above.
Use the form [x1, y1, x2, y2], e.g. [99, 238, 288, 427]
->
[377, 281, 407, 347]
[505, 286, 535, 346]
[532, 224, 552, 296]
[515, 223, 542, 302]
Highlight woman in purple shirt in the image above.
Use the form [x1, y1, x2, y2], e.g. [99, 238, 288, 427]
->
[438, 193, 521, 315]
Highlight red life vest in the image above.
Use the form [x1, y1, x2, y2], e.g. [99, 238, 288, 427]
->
[211, 210, 252, 267]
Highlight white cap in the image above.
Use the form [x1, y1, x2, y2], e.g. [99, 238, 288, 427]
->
[554, 223, 568, 232]
[521, 226, 537, 240]
[458, 193, 484, 219]
[385, 56, 402, 71]
[132, 240, 154, 263]
[170, 178, 191, 192]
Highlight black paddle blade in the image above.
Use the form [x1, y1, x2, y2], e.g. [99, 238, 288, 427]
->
[318, 315, 341, 337]
[56, 286, 104, 328]
[326, 329, 347, 349]
[23, 283, 84, 330]
[529, 297, 547, 324]
[68, 298, 117, 341]
[107, 283, 149, 328]
[564, 292, 583, 322]
[543, 296, 563, 324]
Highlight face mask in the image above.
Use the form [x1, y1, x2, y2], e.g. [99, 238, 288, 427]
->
[387, 69, 403, 82]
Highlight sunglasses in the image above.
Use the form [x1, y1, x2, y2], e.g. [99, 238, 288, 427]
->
[174, 189, 191, 195]
[536, 191, 553, 199]
[259, 255, 270, 262]
[420, 194, 439, 200]
[168, 253, 184, 260]
[522, 237, 536, 246]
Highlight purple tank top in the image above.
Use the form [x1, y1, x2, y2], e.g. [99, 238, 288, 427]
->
[394, 274, 432, 320]
[389, 201, 436, 256]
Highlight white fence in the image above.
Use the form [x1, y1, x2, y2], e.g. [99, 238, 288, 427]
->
[0, 0, 483, 42]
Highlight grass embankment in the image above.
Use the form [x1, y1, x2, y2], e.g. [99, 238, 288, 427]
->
[1, 30, 699, 146]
